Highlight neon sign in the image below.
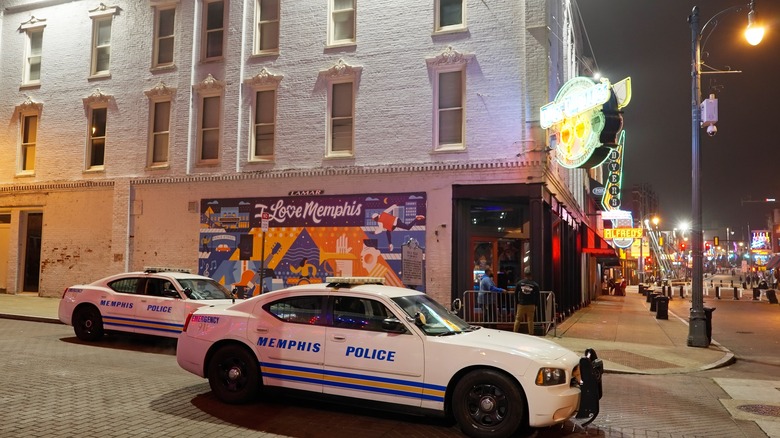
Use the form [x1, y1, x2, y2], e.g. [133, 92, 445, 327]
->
[541, 77, 631, 169]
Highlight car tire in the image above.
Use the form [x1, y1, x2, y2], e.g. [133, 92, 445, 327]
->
[452, 369, 526, 438]
[207, 344, 260, 404]
[73, 306, 104, 342]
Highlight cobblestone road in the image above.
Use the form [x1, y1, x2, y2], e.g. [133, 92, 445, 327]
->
[0, 319, 767, 437]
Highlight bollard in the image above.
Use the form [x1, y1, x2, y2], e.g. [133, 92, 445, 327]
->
[731, 280, 734, 287]
[734, 287, 740, 300]
[743, 282, 747, 290]
[715, 286, 720, 299]
[720, 279, 723, 286]
[680, 285, 684, 298]
[753, 288, 760, 301]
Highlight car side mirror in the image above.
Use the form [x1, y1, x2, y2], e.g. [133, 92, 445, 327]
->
[381, 317, 407, 333]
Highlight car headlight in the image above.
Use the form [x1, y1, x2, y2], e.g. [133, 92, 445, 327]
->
[535, 367, 567, 386]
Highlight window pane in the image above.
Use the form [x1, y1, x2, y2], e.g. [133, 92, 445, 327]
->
[158, 38, 174, 64]
[259, 22, 279, 51]
[91, 138, 105, 166]
[153, 133, 169, 163]
[23, 116, 37, 143]
[159, 9, 175, 37]
[202, 97, 220, 128]
[96, 46, 110, 72]
[154, 101, 171, 131]
[255, 91, 275, 124]
[30, 31, 43, 55]
[206, 1, 224, 30]
[332, 83, 353, 118]
[23, 145, 35, 171]
[334, 0, 354, 10]
[440, 0, 463, 27]
[201, 129, 219, 160]
[255, 125, 274, 156]
[439, 109, 462, 144]
[92, 108, 107, 137]
[206, 31, 223, 58]
[439, 71, 462, 109]
[97, 20, 112, 45]
[333, 11, 354, 41]
[28, 58, 41, 81]
[331, 119, 353, 152]
[260, 0, 279, 20]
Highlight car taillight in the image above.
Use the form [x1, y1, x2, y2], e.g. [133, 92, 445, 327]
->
[182, 313, 194, 332]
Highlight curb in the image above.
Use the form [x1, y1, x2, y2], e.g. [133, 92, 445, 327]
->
[0, 313, 63, 325]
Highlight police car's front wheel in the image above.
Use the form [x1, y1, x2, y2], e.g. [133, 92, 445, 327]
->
[452, 369, 525, 438]
[208, 345, 259, 404]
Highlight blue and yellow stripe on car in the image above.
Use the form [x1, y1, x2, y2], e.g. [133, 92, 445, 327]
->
[260, 362, 446, 402]
[103, 315, 183, 334]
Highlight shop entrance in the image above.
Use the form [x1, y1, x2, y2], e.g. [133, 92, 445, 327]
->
[22, 212, 42, 293]
[0, 213, 9, 293]
[471, 237, 524, 291]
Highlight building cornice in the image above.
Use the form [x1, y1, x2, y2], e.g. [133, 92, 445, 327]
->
[0, 180, 114, 194]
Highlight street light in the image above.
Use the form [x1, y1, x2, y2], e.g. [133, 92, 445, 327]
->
[688, 2, 764, 348]
[639, 215, 659, 284]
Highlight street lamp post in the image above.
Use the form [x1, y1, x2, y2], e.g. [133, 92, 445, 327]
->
[687, 2, 763, 347]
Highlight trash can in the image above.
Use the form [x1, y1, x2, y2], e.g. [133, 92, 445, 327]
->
[753, 288, 761, 301]
[646, 290, 655, 303]
[650, 293, 662, 312]
[766, 289, 778, 304]
[704, 307, 715, 344]
[655, 295, 669, 319]
[638, 284, 645, 295]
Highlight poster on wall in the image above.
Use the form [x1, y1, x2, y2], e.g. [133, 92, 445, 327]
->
[199, 193, 426, 295]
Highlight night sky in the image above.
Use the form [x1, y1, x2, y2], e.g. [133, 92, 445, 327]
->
[577, 0, 780, 241]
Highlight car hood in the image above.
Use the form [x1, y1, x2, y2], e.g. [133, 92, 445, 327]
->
[442, 327, 577, 362]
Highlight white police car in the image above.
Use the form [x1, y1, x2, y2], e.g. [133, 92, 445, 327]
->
[58, 267, 237, 342]
[176, 277, 602, 438]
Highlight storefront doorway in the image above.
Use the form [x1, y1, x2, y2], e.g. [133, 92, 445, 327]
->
[21, 212, 42, 293]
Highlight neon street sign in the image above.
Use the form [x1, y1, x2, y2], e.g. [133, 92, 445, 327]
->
[604, 228, 643, 239]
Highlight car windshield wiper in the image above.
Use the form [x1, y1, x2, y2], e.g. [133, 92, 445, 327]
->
[436, 330, 462, 337]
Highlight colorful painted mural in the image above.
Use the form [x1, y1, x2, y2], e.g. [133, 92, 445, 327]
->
[199, 193, 426, 296]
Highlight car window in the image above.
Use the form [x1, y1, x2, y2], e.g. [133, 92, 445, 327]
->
[393, 294, 471, 336]
[177, 278, 232, 300]
[108, 278, 140, 294]
[144, 278, 172, 297]
[331, 296, 395, 331]
[266, 296, 324, 325]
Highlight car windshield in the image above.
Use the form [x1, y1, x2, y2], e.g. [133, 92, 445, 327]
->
[392, 294, 472, 336]
[178, 278, 233, 300]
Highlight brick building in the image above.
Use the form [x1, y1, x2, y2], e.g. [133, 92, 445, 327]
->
[0, 0, 610, 320]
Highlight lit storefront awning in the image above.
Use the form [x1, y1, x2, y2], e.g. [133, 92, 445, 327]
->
[581, 224, 619, 258]
[766, 254, 780, 270]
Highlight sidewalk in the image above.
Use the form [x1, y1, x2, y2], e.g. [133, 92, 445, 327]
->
[0, 286, 734, 375]
[546, 285, 734, 374]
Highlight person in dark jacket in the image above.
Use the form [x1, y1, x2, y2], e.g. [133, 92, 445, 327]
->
[514, 267, 540, 334]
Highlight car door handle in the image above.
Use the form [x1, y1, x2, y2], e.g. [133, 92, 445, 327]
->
[256, 327, 269, 333]
[331, 335, 346, 342]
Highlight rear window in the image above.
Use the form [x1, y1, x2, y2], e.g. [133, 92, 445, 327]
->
[109, 278, 140, 294]
[267, 296, 324, 325]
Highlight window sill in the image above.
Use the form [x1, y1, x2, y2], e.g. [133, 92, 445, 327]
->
[324, 153, 355, 160]
[247, 157, 274, 163]
[19, 82, 41, 90]
[432, 26, 468, 36]
[150, 64, 176, 73]
[249, 50, 279, 59]
[88, 72, 112, 80]
[84, 166, 105, 173]
[325, 41, 357, 50]
[200, 56, 224, 64]
[146, 163, 170, 170]
[432, 145, 466, 153]
[15, 171, 35, 178]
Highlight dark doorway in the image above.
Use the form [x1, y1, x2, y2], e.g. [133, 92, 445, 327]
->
[23, 212, 42, 293]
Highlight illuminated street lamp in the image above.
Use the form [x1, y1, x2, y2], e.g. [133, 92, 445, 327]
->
[688, 2, 764, 347]
[639, 215, 659, 283]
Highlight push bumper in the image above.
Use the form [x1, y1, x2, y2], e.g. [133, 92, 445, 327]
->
[574, 348, 603, 425]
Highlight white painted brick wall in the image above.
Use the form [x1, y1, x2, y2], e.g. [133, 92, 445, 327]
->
[0, 0, 574, 300]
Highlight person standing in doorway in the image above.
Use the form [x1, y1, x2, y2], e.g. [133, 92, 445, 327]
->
[478, 267, 504, 321]
[514, 267, 540, 335]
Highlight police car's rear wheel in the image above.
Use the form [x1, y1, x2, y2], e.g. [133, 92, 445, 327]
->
[452, 369, 525, 438]
[208, 345, 259, 404]
[73, 306, 104, 342]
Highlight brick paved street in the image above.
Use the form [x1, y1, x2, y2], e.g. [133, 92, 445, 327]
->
[0, 318, 769, 437]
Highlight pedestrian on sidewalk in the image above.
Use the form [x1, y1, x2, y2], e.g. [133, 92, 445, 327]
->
[478, 267, 504, 321]
[514, 267, 540, 335]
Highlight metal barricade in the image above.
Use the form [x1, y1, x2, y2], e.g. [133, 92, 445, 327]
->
[461, 290, 557, 335]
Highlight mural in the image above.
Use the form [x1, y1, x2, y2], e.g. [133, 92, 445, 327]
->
[199, 193, 427, 296]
